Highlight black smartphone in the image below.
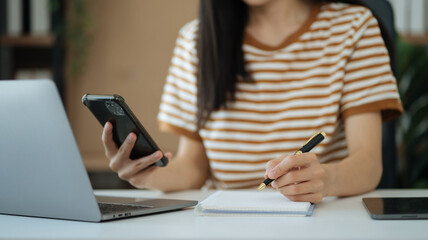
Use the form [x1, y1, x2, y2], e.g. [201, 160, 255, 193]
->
[82, 94, 168, 167]
[363, 197, 428, 220]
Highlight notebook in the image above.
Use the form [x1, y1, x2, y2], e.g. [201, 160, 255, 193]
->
[195, 190, 314, 216]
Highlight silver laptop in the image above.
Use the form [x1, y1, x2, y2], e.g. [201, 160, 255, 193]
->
[0, 79, 197, 222]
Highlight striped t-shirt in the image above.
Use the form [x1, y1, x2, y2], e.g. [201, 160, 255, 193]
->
[157, 2, 404, 189]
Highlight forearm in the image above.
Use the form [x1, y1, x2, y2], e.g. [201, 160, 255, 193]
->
[138, 135, 209, 192]
[322, 147, 382, 197]
[322, 112, 383, 197]
[145, 157, 208, 192]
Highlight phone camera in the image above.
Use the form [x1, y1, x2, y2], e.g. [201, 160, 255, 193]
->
[105, 100, 125, 116]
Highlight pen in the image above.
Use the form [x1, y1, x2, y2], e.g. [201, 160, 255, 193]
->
[257, 131, 326, 191]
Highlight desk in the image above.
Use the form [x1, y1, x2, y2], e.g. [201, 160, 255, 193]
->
[0, 189, 427, 240]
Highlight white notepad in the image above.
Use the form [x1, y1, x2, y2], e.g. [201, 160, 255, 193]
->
[195, 190, 314, 216]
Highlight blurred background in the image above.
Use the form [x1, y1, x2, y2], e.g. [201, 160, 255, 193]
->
[0, 0, 427, 189]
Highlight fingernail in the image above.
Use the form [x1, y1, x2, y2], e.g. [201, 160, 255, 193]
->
[269, 170, 276, 178]
[155, 151, 162, 158]
[271, 182, 277, 189]
[104, 122, 110, 130]
[127, 134, 135, 142]
[264, 167, 270, 176]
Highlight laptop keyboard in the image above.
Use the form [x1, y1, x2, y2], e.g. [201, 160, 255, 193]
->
[98, 202, 152, 215]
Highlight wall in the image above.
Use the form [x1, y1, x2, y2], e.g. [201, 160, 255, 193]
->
[66, 0, 198, 170]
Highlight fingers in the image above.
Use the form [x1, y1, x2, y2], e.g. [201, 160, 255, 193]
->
[268, 153, 326, 203]
[267, 153, 317, 180]
[117, 151, 164, 181]
[117, 133, 137, 161]
[285, 192, 324, 203]
[264, 154, 286, 178]
[277, 180, 324, 196]
[128, 167, 157, 188]
[102, 122, 118, 158]
[127, 152, 173, 188]
[276, 179, 325, 203]
[109, 132, 136, 171]
[101, 122, 170, 189]
[271, 168, 310, 188]
[164, 152, 173, 160]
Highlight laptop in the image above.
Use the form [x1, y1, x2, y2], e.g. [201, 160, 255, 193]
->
[0, 79, 197, 222]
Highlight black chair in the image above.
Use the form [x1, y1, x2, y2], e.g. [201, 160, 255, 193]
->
[339, 0, 400, 188]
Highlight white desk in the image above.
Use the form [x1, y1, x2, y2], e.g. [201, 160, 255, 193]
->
[0, 189, 427, 240]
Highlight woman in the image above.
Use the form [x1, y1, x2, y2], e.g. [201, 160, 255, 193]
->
[102, 0, 403, 203]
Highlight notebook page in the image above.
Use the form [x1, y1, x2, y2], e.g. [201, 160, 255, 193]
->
[195, 190, 313, 216]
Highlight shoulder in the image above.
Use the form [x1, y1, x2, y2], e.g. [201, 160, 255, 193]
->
[178, 19, 199, 41]
[318, 2, 377, 28]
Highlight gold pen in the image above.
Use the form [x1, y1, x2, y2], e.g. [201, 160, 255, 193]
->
[257, 131, 326, 191]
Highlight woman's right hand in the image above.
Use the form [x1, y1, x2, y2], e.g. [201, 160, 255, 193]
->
[101, 122, 171, 189]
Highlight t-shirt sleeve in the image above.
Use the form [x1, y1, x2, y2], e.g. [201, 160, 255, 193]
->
[157, 20, 200, 140]
[341, 8, 404, 122]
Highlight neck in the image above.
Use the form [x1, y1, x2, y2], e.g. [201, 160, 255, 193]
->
[247, 0, 313, 30]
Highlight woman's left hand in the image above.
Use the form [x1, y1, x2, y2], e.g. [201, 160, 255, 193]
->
[264, 153, 326, 203]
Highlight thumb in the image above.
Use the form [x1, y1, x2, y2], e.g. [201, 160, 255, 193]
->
[164, 152, 173, 160]
[264, 155, 285, 178]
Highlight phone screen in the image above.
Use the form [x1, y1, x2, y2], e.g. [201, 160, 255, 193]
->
[363, 197, 428, 219]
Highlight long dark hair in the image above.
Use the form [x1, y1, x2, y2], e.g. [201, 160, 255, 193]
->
[196, 0, 250, 130]
[196, 0, 395, 130]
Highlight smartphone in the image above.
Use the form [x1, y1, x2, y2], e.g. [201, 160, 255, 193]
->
[363, 197, 428, 220]
[82, 94, 168, 167]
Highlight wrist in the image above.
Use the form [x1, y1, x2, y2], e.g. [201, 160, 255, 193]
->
[321, 162, 338, 197]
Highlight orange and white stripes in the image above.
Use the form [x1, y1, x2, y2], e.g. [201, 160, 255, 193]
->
[158, 2, 403, 189]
